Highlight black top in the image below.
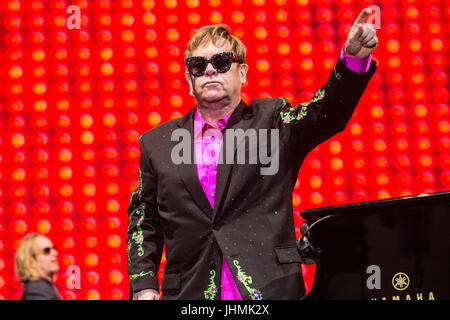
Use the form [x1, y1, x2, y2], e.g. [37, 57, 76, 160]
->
[22, 278, 62, 300]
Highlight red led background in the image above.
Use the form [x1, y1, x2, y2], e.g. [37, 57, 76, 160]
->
[0, 0, 448, 300]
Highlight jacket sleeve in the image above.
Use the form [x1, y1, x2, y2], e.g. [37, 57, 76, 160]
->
[126, 134, 164, 294]
[273, 57, 377, 159]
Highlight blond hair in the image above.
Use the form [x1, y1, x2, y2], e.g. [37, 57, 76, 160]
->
[15, 233, 43, 286]
[185, 24, 246, 63]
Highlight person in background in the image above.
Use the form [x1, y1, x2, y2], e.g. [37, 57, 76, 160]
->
[15, 233, 62, 300]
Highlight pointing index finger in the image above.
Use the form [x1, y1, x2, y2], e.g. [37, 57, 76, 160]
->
[355, 8, 371, 25]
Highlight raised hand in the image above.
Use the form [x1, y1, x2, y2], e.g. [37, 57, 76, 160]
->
[344, 8, 379, 59]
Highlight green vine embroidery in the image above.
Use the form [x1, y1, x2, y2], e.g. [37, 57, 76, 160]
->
[334, 65, 342, 80]
[279, 89, 325, 124]
[204, 270, 218, 300]
[130, 270, 155, 281]
[128, 204, 146, 257]
[310, 88, 325, 103]
[233, 260, 263, 300]
[127, 241, 132, 265]
[127, 168, 144, 264]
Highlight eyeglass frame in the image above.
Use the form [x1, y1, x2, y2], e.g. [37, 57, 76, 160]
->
[185, 51, 244, 77]
[33, 246, 57, 257]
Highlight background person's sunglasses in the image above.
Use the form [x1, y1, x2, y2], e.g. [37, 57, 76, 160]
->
[185, 52, 241, 77]
[34, 246, 57, 257]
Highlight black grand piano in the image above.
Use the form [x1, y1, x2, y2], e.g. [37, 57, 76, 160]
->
[298, 191, 450, 300]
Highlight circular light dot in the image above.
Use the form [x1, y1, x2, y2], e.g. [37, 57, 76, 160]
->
[80, 131, 94, 145]
[86, 289, 100, 300]
[106, 199, 120, 214]
[36, 219, 51, 234]
[107, 235, 121, 249]
[329, 140, 342, 155]
[85, 254, 99, 267]
[11, 133, 25, 148]
[109, 269, 123, 285]
[330, 157, 344, 170]
[310, 192, 324, 205]
[309, 175, 322, 189]
[147, 112, 161, 127]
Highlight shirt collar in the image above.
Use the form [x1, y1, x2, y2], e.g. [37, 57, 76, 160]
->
[194, 107, 233, 138]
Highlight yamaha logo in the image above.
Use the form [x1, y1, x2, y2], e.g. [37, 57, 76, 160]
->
[392, 272, 410, 291]
[366, 267, 436, 300]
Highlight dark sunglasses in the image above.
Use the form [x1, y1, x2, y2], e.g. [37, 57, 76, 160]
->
[185, 52, 241, 77]
[34, 246, 57, 257]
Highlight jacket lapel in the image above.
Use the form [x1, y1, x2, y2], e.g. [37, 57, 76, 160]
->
[175, 100, 253, 221]
[213, 100, 253, 220]
[175, 107, 213, 218]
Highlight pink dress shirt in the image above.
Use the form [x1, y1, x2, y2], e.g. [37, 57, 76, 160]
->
[194, 108, 243, 300]
[193, 49, 372, 300]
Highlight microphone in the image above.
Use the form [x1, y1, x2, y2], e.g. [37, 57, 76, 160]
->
[297, 223, 319, 265]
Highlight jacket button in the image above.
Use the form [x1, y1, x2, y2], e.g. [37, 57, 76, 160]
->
[213, 224, 220, 231]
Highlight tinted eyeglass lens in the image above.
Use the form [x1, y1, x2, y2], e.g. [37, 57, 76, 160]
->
[190, 58, 207, 76]
[212, 54, 232, 72]
[43, 246, 57, 254]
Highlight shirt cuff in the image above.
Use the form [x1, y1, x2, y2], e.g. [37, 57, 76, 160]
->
[340, 47, 372, 75]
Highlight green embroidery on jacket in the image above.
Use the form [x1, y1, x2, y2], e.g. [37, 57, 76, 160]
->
[204, 270, 218, 300]
[130, 270, 155, 281]
[334, 66, 341, 80]
[233, 260, 263, 300]
[280, 104, 308, 124]
[310, 88, 325, 103]
[127, 165, 146, 264]
[279, 89, 325, 124]
[127, 204, 146, 259]
[127, 241, 132, 265]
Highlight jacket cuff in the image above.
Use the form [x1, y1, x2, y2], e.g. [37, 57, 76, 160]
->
[340, 46, 372, 74]
[129, 271, 159, 293]
[335, 56, 377, 82]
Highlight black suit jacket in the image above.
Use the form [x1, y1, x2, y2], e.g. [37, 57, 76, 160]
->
[127, 58, 377, 300]
[21, 279, 62, 300]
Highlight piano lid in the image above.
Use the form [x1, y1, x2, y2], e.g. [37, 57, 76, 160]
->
[301, 191, 450, 220]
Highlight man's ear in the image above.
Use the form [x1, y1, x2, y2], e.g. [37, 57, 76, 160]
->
[239, 63, 249, 84]
[185, 72, 194, 93]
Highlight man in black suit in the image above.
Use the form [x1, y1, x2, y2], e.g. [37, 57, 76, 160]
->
[15, 233, 62, 300]
[127, 8, 378, 300]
